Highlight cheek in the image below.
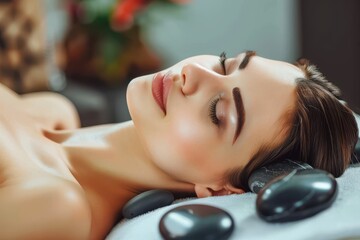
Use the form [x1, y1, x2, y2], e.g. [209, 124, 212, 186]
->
[168, 119, 208, 163]
[146, 115, 218, 182]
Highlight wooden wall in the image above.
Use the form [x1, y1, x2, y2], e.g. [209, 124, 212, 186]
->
[299, 0, 360, 113]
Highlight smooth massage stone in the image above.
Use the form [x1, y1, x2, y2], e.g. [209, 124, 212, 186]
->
[159, 204, 234, 240]
[122, 189, 174, 219]
[351, 138, 360, 164]
[256, 169, 338, 222]
[248, 158, 313, 193]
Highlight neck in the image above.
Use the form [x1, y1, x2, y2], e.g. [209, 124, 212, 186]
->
[61, 121, 194, 209]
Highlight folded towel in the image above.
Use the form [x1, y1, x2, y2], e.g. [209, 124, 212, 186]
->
[107, 164, 360, 240]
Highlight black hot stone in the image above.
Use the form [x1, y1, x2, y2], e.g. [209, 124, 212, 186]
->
[159, 204, 234, 240]
[122, 189, 174, 219]
[248, 158, 313, 193]
[256, 169, 338, 222]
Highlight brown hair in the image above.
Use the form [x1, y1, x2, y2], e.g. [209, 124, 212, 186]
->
[228, 59, 359, 192]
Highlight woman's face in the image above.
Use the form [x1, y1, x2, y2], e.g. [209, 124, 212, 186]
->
[127, 52, 304, 190]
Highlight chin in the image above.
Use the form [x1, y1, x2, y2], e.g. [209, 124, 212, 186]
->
[126, 74, 161, 139]
[127, 75, 150, 119]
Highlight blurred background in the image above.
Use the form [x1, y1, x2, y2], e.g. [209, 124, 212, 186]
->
[0, 0, 359, 127]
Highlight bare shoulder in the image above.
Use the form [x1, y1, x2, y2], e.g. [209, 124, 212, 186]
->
[0, 82, 80, 130]
[0, 175, 91, 240]
[21, 91, 80, 130]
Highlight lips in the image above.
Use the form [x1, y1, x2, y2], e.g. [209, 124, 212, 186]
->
[152, 72, 172, 114]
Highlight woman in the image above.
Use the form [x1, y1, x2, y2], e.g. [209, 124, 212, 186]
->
[0, 51, 358, 239]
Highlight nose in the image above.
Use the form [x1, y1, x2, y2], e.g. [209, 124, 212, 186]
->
[181, 63, 219, 96]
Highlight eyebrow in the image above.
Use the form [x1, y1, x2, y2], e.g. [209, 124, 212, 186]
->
[239, 50, 256, 70]
[232, 87, 245, 143]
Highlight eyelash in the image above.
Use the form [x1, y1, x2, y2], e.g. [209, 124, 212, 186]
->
[219, 52, 227, 75]
[208, 52, 227, 126]
[209, 96, 221, 125]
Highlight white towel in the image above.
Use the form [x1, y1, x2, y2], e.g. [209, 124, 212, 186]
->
[107, 165, 360, 240]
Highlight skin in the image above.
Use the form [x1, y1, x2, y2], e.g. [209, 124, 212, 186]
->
[0, 52, 304, 239]
[127, 53, 304, 195]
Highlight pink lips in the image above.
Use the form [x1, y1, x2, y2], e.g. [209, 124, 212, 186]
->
[152, 72, 172, 114]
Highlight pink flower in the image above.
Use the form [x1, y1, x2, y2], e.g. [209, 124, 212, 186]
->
[112, 0, 149, 31]
[111, 0, 191, 31]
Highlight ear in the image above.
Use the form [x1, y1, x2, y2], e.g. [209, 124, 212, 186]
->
[194, 184, 245, 198]
[194, 185, 212, 198]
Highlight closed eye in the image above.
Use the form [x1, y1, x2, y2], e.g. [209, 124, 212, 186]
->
[209, 96, 220, 125]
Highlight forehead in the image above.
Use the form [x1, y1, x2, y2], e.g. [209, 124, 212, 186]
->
[252, 56, 304, 83]
[227, 55, 302, 168]
[181, 53, 304, 78]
